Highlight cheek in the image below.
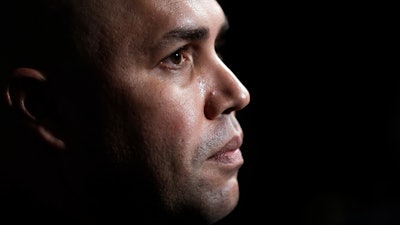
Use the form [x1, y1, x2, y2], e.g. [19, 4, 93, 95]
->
[138, 88, 202, 157]
[134, 95, 200, 183]
[144, 94, 199, 141]
[109, 74, 205, 162]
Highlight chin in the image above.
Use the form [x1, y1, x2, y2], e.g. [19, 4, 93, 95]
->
[202, 178, 240, 224]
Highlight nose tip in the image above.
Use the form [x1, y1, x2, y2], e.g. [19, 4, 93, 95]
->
[224, 82, 250, 115]
[204, 74, 250, 119]
[236, 82, 250, 111]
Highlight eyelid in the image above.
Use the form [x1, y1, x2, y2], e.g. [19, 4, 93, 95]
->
[159, 45, 192, 70]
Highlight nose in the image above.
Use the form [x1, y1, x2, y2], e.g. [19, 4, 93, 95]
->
[204, 58, 250, 120]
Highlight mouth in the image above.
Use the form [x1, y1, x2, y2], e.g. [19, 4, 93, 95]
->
[208, 136, 244, 166]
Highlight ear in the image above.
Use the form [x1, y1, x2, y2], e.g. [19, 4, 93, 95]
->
[4, 68, 65, 150]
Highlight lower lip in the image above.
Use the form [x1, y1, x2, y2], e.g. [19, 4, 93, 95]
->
[209, 149, 244, 166]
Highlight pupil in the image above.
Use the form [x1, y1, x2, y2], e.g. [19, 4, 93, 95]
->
[172, 52, 182, 64]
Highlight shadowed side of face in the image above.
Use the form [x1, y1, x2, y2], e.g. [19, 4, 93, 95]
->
[2, 0, 250, 224]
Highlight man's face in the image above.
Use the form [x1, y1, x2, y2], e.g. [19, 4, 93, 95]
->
[63, 0, 250, 223]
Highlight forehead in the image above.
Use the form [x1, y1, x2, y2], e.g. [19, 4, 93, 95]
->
[77, 0, 224, 28]
[71, 0, 226, 65]
[130, 0, 224, 38]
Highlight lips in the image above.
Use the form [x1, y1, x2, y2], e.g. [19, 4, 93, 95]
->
[208, 136, 244, 165]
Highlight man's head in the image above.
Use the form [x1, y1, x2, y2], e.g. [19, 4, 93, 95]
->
[1, 0, 250, 224]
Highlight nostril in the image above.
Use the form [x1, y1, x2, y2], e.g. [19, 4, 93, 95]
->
[222, 107, 235, 115]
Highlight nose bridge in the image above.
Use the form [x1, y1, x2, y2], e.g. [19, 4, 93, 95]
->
[219, 62, 250, 106]
[204, 57, 250, 119]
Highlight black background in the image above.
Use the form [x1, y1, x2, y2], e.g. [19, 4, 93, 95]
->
[216, 1, 399, 225]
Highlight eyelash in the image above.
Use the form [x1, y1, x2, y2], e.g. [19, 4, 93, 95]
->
[158, 40, 226, 71]
[160, 46, 191, 70]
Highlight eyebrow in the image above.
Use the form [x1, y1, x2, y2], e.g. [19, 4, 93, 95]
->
[164, 26, 209, 41]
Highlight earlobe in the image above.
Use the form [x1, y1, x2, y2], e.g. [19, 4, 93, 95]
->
[4, 68, 66, 150]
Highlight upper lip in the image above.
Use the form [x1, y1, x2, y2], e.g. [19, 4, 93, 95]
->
[208, 134, 243, 159]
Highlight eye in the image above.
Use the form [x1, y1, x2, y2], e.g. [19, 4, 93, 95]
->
[160, 46, 191, 70]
